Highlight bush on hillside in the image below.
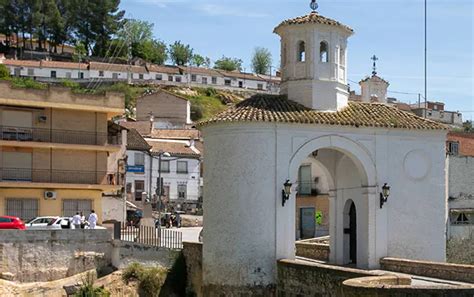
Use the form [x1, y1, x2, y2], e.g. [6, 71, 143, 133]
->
[0, 64, 10, 78]
[74, 272, 110, 297]
[191, 104, 204, 121]
[122, 263, 168, 297]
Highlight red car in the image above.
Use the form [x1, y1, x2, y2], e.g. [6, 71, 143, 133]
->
[0, 216, 26, 230]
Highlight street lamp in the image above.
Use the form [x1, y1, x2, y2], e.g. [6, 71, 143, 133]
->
[379, 183, 391, 209]
[282, 179, 293, 207]
[156, 151, 171, 228]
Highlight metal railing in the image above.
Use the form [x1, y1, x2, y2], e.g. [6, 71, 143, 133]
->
[0, 168, 107, 185]
[0, 126, 121, 146]
[121, 223, 183, 249]
[297, 182, 321, 196]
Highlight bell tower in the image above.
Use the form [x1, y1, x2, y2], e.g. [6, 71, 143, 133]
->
[274, 1, 354, 111]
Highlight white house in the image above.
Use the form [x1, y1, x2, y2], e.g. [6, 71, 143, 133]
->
[199, 6, 448, 296]
[124, 127, 202, 212]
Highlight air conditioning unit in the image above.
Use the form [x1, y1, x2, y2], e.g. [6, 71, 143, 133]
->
[44, 191, 57, 200]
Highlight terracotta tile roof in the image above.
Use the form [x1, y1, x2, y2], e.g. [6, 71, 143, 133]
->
[198, 94, 447, 130]
[127, 129, 151, 151]
[41, 60, 88, 70]
[217, 70, 266, 81]
[89, 62, 147, 73]
[120, 121, 152, 136]
[274, 12, 353, 34]
[150, 129, 201, 140]
[138, 89, 189, 102]
[3, 59, 41, 67]
[179, 66, 222, 77]
[147, 64, 181, 75]
[148, 140, 200, 157]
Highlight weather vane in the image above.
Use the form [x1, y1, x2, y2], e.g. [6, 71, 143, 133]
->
[371, 55, 379, 75]
[310, 0, 318, 12]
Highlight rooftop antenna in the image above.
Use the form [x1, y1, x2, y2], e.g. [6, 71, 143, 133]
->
[371, 55, 378, 76]
[310, 0, 318, 13]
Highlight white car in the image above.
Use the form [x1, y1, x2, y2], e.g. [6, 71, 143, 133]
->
[26, 216, 71, 230]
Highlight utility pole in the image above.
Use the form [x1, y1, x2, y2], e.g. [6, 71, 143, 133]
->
[424, 0, 428, 118]
[127, 21, 132, 85]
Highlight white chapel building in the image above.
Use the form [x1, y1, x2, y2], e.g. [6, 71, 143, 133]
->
[199, 4, 448, 296]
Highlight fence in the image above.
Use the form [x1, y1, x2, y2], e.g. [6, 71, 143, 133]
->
[120, 223, 182, 249]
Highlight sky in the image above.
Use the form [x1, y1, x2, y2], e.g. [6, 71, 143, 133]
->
[120, 0, 474, 117]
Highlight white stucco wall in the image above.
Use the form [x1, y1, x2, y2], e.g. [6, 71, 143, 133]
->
[202, 122, 447, 288]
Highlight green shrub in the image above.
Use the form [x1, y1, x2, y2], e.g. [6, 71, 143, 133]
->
[60, 79, 80, 89]
[138, 267, 167, 297]
[122, 262, 145, 283]
[204, 87, 217, 97]
[75, 272, 110, 297]
[0, 64, 10, 78]
[191, 104, 204, 121]
[10, 77, 47, 89]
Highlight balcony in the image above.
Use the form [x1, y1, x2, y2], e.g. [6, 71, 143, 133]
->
[0, 168, 108, 185]
[0, 126, 121, 146]
[297, 182, 321, 196]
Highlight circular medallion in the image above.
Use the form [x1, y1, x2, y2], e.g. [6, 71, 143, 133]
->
[403, 150, 431, 180]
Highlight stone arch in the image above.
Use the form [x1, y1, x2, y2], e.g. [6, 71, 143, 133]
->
[288, 135, 377, 187]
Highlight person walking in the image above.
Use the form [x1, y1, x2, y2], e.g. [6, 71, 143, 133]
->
[72, 212, 82, 229]
[88, 210, 98, 229]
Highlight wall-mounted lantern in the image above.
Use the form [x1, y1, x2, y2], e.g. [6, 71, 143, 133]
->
[282, 180, 293, 207]
[379, 183, 391, 209]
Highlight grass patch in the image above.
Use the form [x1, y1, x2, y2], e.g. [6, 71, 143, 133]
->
[75, 272, 110, 297]
[122, 263, 168, 297]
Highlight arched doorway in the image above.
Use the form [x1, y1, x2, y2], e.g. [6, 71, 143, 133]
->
[287, 135, 377, 268]
[344, 200, 357, 265]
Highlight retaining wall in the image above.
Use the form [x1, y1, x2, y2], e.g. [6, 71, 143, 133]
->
[295, 237, 330, 261]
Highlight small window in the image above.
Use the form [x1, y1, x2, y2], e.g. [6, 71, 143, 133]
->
[27, 68, 34, 76]
[112, 73, 119, 79]
[191, 74, 197, 82]
[175, 76, 182, 82]
[66, 72, 71, 79]
[168, 76, 173, 82]
[134, 153, 145, 166]
[126, 183, 132, 194]
[178, 184, 187, 199]
[257, 84, 263, 90]
[212, 77, 217, 84]
[99, 70, 104, 77]
[453, 213, 470, 225]
[134, 180, 145, 201]
[51, 70, 57, 78]
[320, 41, 328, 63]
[160, 160, 170, 173]
[297, 41, 306, 62]
[447, 141, 459, 155]
[340, 47, 346, 66]
[79, 72, 84, 79]
[224, 79, 231, 86]
[139, 74, 144, 80]
[202, 77, 208, 84]
[238, 81, 243, 88]
[177, 161, 188, 174]
[14, 68, 21, 76]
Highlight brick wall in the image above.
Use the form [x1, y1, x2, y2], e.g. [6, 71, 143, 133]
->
[448, 132, 474, 157]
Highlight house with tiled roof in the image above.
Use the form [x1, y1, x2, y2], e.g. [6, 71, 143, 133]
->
[200, 3, 449, 295]
[216, 69, 267, 91]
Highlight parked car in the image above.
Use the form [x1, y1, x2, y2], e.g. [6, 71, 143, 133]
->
[26, 216, 73, 229]
[156, 211, 183, 228]
[0, 216, 26, 230]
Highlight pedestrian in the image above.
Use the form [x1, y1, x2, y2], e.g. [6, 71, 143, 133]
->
[88, 210, 98, 229]
[80, 212, 86, 229]
[72, 212, 82, 229]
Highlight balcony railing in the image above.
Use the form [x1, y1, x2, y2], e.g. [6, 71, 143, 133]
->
[297, 182, 321, 196]
[0, 168, 108, 185]
[0, 126, 121, 146]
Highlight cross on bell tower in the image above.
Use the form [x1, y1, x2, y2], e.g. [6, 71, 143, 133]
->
[310, 0, 318, 12]
[371, 55, 379, 76]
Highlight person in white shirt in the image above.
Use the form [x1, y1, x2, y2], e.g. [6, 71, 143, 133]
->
[72, 212, 82, 229]
[88, 210, 98, 229]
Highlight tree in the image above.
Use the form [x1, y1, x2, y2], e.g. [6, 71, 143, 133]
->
[119, 19, 153, 45]
[463, 121, 473, 132]
[72, 41, 88, 62]
[168, 41, 193, 66]
[214, 56, 243, 72]
[191, 54, 206, 67]
[251, 47, 272, 75]
[135, 39, 167, 65]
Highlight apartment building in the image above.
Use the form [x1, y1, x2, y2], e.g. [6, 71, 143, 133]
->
[0, 81, 125, 223]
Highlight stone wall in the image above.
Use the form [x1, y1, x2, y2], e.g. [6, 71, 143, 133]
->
[295, 238, 330, 261]
[0, 229, 112, 282]
[112, 240, 181, 269]
[182, 242, 203, 297]
[380, 257, 474, 283]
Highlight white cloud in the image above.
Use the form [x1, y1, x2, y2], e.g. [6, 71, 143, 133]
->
[129, 0, 186, 8]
